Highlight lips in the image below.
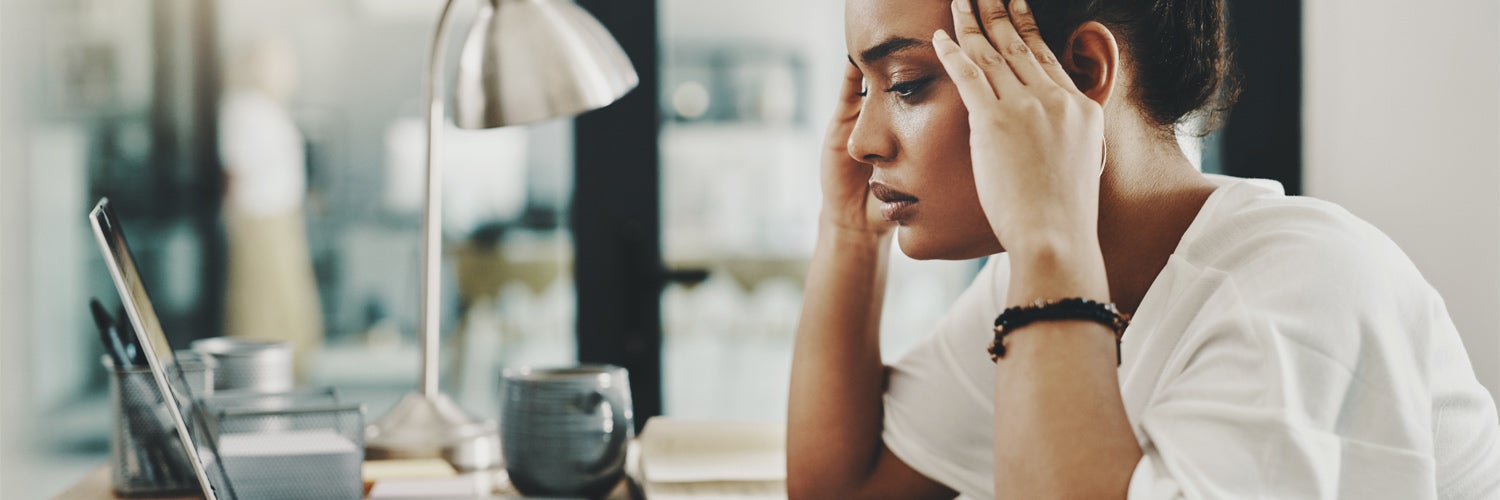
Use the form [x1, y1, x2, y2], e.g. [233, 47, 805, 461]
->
[869, 181, 918, 221]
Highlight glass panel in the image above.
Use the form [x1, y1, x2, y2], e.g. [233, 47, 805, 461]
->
[657, 0, 984, 421]
[7, 0, 578, 494]
[214, 0, 578, 425]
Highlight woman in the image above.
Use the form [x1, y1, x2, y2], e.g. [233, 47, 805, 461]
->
[787, 0, 1500, 498]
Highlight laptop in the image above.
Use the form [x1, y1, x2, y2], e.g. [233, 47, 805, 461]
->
[91, 198, 233, 500]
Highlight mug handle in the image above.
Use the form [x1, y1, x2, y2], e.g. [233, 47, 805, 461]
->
[580, 389, 630, 477]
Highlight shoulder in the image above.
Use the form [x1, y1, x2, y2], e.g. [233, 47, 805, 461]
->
[219, 91, 286, 128]
[221, 91, 265, 115]
[1162, 177, 1451, 370]
[1180, 177, 1432, 305]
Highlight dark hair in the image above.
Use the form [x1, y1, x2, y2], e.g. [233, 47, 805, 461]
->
[1029, 0, 1240, 135]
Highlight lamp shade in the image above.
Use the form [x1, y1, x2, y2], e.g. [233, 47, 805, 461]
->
[453, 0, 638, 129]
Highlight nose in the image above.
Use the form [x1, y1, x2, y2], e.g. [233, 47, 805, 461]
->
[846, 101, 896, 165]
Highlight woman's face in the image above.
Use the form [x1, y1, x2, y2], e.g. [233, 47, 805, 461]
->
[846, 0, 1002, 260]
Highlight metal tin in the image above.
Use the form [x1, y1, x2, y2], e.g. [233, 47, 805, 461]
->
[191, 337, 293, 393]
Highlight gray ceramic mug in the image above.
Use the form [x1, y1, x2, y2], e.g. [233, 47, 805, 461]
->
[501, 365, 634, 498]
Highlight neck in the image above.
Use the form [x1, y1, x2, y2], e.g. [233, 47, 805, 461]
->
[1095, 132, 1218, 316]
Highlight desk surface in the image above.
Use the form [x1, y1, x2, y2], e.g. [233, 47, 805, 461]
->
[54, 466, 199, 500]
[56, 464, 638, 500]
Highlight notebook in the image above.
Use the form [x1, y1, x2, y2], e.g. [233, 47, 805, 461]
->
[637, 418, 787, 500]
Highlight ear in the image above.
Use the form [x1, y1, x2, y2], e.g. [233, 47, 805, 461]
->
[1059, 21, 1120, 106]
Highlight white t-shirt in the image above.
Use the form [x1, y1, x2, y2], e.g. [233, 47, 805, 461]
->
[881, 175, 1500, 499]
[219, 90, 307, 216]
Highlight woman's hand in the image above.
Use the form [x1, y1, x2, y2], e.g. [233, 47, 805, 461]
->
[819, 62, 896, 240]
[935, 0, 1105, 258]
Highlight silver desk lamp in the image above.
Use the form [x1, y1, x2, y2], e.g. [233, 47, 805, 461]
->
[364, 0, 638, 469]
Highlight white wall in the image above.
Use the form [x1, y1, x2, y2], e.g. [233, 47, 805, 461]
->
[1304, 0, 1500, 407]
[0, 0, 35, 491]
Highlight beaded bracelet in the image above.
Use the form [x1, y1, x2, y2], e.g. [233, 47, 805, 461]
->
[987, 297, 1131, 365]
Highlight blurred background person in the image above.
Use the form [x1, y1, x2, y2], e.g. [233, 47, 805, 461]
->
[218, 37, 323, 378]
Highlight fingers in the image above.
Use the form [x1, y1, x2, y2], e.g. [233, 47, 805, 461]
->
[827, 61, 865, 133]
[972, 0, 1048, 86]
[950, 0, 1020, 98]
[838, 61, 865, 107]
[932, 29, 999, 115]
[825, 62, 864, 147]
[1008, 0, 1079, 90]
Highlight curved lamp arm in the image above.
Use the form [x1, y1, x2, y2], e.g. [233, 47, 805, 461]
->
[419, 0, 460, 397]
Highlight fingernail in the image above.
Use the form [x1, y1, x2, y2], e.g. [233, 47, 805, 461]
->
[934, 29, 952, 44]
[1011, 0, 1028, 14]
[954, 0, 970, 13]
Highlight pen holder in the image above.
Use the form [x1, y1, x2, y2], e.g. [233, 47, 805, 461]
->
[104, 352, 213, 497]
[198, 389, 366, 500]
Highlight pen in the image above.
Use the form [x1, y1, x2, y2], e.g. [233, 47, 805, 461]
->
[113, 304, 146, 366]
[91, 299, 138, 368]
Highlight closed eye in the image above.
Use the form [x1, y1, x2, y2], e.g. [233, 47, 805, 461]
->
[886, 76, 935, 99]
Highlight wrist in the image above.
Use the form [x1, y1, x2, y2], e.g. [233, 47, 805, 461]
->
[1007, 230, 1100, 262]
[818, 211, 893, 243]
[811, 218, 894, 288]
[1005, 234, 1109, 307]
[820, 222, 892, 249]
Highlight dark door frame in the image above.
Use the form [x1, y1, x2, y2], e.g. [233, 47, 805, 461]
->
[1222, 0, 1302, 194]
[572, 0, 664, 430]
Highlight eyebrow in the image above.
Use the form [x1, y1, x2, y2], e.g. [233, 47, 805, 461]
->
[852, 36, 930, 66]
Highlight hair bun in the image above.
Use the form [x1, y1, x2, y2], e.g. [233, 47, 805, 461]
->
[1030, 0, 1241, 134]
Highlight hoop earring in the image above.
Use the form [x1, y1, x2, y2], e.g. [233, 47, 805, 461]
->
[1098, 138, 1109, 177]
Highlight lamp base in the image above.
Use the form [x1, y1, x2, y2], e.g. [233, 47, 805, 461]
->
[365, 391, 502, 471]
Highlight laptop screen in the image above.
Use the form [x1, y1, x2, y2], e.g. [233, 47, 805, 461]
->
[91, 198, 232, 500]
